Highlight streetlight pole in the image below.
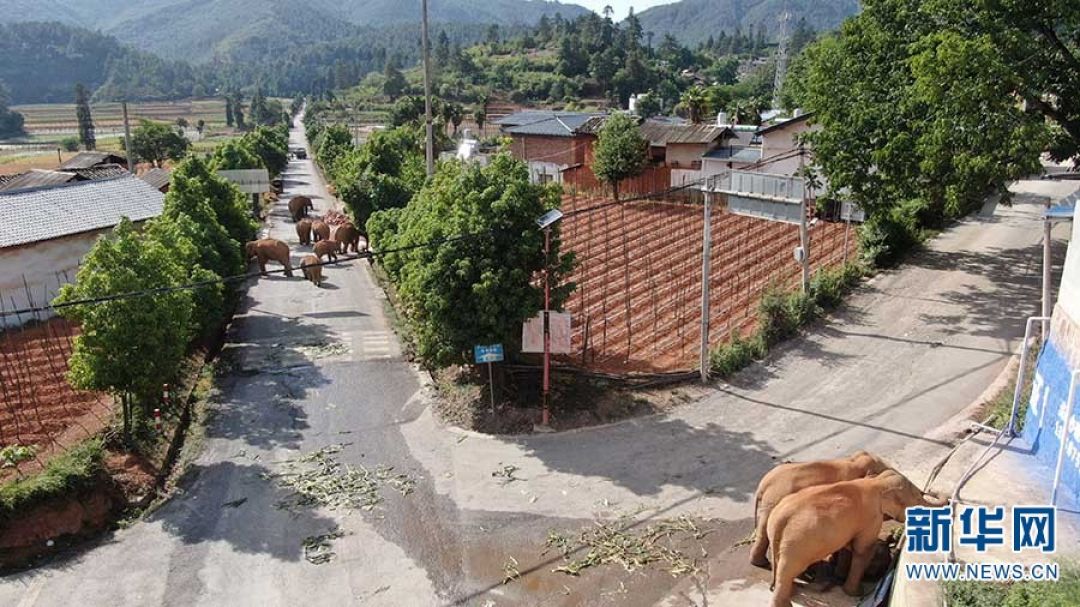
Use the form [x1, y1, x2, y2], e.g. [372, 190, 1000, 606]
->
[542, 225, 551, 427]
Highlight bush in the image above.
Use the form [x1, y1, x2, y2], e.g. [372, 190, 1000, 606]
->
[0, 438, 104, 519]
[710, 330, 767, 378]
[59, 136, 80, 151]
[943, 564, 1080, 607]
[858, 202, 922, 267]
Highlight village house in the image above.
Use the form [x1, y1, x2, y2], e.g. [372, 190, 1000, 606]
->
[0, 175, 165, 326]
[638, 120, 734, 186]
[59, 151, 128, 171]
[498, 111, 601, 184]
[138, 167, 172, 193]
[0, 164, 127, 193]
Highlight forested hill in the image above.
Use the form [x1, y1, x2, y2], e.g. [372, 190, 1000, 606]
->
[0, 0, 590, 62]
[634, 0, 859, 46]
[0, 22, 205, 104]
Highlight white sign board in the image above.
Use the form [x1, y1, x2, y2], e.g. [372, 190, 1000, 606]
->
[840, 200, 866, 223]
[216, 169, 270, 194]
[522, 312, 572, 354]
[716, 171, 806, 225]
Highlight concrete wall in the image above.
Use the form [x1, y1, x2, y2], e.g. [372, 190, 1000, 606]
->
[0, 229, 107, 327]
[760, 121, 812, 176]
[1022, 203, 1080, 505]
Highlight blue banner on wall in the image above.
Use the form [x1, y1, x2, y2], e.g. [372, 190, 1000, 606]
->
[1022, 339, 1080, 505]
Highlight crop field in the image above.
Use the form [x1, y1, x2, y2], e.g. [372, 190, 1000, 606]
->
[559, 193, 857, 373]
[12, 99, 229, 134]
[0, 318, 112, 479]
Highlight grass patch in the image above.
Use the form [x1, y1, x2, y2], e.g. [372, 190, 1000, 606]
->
[985, 342, 1040, 432]
[0, 438, 106, 519]
[710, 262, 867, 378]
[942, 562, 1080, 606]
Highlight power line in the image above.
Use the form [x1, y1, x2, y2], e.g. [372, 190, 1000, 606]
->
[0, 232, 479, 319]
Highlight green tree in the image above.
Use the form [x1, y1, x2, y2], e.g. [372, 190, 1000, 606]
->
[473, 105, 486, 132]
[679, 86, 709, 124]
[55, 219, 194, 440]
[787, 0, 1048, 264]
[129, 120, 190, 167]
[0, 81, 26, 139]
[367, 154, 573, 367]
[634, 92, 661, 119]
[59, 136, 79, 151]
[314, 124, 353, 173]
[175, 117, 189, 129]
[209, 138, 261, 171]
[591, 112, 647, 201]
[74, 83, 95, 150]
[383, 59, 407, 100]
[170, 156, 257, 244]
[240, 126, 289, 176]
[225, 97, 234, 127]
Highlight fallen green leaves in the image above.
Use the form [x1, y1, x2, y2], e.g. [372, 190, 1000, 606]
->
[491, 463, 521, 485]
[303, 528, 346, 564]
[271, 444, 416, 512]
[544, 515, 707, 578]
[501, 555, 521, 584]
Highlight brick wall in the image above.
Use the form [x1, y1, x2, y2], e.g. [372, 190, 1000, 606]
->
[510, 135, 589, 167]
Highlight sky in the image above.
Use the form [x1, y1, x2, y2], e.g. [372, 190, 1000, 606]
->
[569, 0, 681, 19]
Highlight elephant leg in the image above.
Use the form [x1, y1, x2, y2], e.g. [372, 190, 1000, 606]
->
[842, 538, 876, 597]
[771, 559, 797, 607]
[258, 258, 267, 275]
[750, 519, 771, 568]
[283, 259, 293, 277]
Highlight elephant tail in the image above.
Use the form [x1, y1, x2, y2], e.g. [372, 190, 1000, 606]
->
[753, 489, 761, 530]
[769, 524, 781, 591]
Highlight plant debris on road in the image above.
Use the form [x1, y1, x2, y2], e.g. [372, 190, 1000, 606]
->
[303, 528, 346, 564]
[543, 515, 707, 578]
[269, 444, 416, 512]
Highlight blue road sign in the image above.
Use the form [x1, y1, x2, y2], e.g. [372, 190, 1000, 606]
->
[474, 344, 504, 364]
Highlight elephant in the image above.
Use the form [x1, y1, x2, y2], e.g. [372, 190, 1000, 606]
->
[313, 239, 339, 262]
[333, 223, 363, 254]
[300, 254, 322, 287]
[245, 239, 293, 277]
[296, 218, 313, 246]
[767, 470, 947, 607]
[288, 196, 314, 222]
[750, 450, 890, 568]
[311, 220, 331, 242]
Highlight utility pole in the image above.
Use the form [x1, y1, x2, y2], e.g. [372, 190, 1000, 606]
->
[421, 0, 435, 176]
[699, 187, 713, 383]
[122, 101, 134, 174]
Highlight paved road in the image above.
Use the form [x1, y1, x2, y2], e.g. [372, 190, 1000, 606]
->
[0, 111, 1073, 606]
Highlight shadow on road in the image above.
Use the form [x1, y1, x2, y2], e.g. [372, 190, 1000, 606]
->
[516, 416, 778, 501]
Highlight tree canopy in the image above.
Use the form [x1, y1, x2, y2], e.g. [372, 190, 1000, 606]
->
[367, 154, 574, 367]
[129, 120, 190, 167]
[0, 82, 25, 139]
[75, 83, 95, 150]
[592, 112, 647, 200]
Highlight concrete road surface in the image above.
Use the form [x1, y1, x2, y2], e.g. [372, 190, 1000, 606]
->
[0, 113, 1073, 607]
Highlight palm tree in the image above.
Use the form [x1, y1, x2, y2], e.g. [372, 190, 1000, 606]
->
[679, 86, 709, 124]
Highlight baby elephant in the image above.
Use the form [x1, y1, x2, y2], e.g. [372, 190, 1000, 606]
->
[311, 220, 331, 243]
[313, 239, 339, 262]
[751, 450, 890, 568]
[245, 238, 293, 277]
[300, 254, 322, 287]
[767, 470, 947, 607]
[296, 218, 313, 245]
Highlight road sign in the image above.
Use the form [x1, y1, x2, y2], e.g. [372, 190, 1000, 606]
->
[216, 169, 271, 194]
[474, 343, 504, 364]
[522, 312, 572, 354]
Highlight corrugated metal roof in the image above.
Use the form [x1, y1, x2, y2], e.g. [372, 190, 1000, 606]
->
[59, 151, 127, 170]
[138, 167, 171, 191]
[71, 164, 129, 180]
[757, 112, 814, 135]
[0, 175, 164, 248]
[640, 121, 731, 146]
[704, 146, 763, 163]
[504, 113, 601, 138]
[0, 170, 79, 192]
[494, 110, 592, 127]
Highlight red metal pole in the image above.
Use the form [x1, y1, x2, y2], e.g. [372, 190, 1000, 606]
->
[542, 227, 551, 427]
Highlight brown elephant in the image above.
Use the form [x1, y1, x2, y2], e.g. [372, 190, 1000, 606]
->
[333, 223, 363, 254]
[300, 254, 322, 287]
[296, 218, 313, 246]
[313, 239, 339, 262]
[288, 196, 314, 222]
[245, 239, 293, 277]
[311, 220, 331, 242]
[767, 470, 946, 607]
[750, 450, 890, 568]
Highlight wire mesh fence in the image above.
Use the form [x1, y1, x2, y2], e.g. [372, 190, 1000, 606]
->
[559, 190, 858, 374]
[0, 273, 112, 478]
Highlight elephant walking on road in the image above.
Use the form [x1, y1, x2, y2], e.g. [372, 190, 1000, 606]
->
[313, 240, 339, 262]
[767, 470, 947, 607]
[288, 196, 314, 222]
[311, 220, 331, 242]
[301, 255, 323, 287]
[750, 451, 890, 568]
[246, 238, 293, 277]
[296, 218, 313, 245]
[333, 223, 363, 254]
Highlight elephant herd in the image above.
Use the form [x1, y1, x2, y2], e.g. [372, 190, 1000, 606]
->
[751, 451, 946, 607]
[243, 195, 368, 288]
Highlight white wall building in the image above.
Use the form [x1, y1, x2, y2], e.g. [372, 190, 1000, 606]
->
[0, 176, 165, 326]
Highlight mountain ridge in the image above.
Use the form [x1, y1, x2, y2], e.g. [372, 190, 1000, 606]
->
[634, 0, 859, 45]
